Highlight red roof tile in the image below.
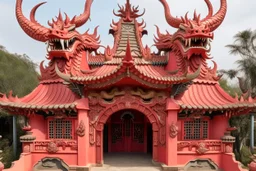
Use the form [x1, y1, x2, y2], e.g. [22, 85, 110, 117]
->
[88, 55, 105, 65]
[70, 61, 199, 87]
[176, 80, 255, 111]
[0, 81, 79, 112]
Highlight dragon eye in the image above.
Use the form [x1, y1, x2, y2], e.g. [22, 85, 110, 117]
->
[179, 28, 185, 32]
[67, 25, 76, 32]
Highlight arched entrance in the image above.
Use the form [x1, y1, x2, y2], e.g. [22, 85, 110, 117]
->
[103, 110, 152, 153]
[93, 99, 161, 164]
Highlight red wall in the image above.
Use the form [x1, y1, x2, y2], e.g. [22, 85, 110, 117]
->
[157, 146, 166, 164]
[210, 115, 228, 139]
[220, 153, 247, 171]
[30, 115, 46, 139]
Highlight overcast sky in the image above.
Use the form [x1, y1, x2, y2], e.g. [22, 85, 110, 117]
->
[0, 0, 255, 70]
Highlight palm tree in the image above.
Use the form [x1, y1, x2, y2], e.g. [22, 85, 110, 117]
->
[218, 29, 256, 165]
[219, 29, 256, 97]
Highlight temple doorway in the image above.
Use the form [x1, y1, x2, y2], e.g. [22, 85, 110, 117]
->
[103, 110, 153, 154]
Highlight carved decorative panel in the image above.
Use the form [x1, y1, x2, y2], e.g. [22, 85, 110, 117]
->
[47, 142, 58, 153]
[196, 142, 209, 154]
[89, 124, 95, 145]
[177, 140, 221, 153]
[169, 123, 178, 138]
[152, 103, 166, 126]
[89, 103, 106, 123]
[76, 120, 85, 137]
[159, 127, 166, 145]
[153, 131, 158, 146]
[34, 140, 77, 152]
[96, 133, 101, 147]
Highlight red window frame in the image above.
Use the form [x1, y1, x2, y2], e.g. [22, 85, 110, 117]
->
[181, 118, 210, 140]
[47, 118, 75, 140]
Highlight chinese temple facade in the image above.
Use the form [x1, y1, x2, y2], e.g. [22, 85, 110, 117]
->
[0, 0, 255, 171]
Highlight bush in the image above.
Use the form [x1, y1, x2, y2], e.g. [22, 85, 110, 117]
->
[240, 146, 252, 166]
[0, 138, 14, 168]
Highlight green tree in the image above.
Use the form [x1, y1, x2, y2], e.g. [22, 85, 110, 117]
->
[218, 78, 241, 97]
[218, 78, 251, 165]
[219, 29, 256, 97]
[219, 29, 256, 166]
[0, 46, 39, 167]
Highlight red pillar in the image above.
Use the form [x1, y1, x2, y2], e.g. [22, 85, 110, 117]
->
[165, 98, 180, 166]
[76, 98, 90, 167]
[96, 130, 103, 164]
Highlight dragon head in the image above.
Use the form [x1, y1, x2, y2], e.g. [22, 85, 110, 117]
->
[159, 0, 227, 59]
[16, 0, 99, 60]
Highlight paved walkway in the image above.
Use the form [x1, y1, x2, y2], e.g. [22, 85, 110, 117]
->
[91, 153, 161, 171]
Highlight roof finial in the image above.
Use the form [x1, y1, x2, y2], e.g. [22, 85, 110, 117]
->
[113, 0, 145, 22]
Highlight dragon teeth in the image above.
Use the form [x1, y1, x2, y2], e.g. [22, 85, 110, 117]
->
[60, 39, 65, 50]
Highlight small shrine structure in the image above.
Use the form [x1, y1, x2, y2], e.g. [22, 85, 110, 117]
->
[0, 0, 254, 170]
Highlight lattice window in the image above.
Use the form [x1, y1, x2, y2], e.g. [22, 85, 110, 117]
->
[202, 120, 209, 139]
[184, 119, 209, 140]
[48, 119, 73, 139]
[111, 124, 122, 143]
[133, 124, 144, 143]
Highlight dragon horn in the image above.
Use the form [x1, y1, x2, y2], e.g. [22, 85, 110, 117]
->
[16, 0, 48, 42]
[55, 63, 71, 82]
[72, 0, 94, 28]
[201, 0, 213, 22]
[202, 0, 227, 31]
[158, 0, 182, 28]
[30, 2, 46, 24]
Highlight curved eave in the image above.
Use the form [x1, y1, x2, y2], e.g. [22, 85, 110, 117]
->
[179, 103, 256, 111]
[70, 61, 193, 89]
[0, 102, 77, 115]
[0, 82, 79, 115]
[132, 65, 191, 84]
[176, 81, 256, 114]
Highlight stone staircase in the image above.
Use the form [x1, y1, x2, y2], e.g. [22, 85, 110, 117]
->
[91, 153, 161, 171]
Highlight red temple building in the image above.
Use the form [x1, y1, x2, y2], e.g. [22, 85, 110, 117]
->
[0, 0, 255, 170]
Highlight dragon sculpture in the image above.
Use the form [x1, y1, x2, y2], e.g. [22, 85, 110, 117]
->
[16, 0, 100, 81]
[155, 0, 226, 81]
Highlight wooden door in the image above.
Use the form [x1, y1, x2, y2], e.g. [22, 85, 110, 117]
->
[110, 112, 145, 152]
[123, 117, 132, 152]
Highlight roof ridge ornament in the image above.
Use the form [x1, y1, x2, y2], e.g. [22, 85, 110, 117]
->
[113, 0, 145, 22]
[123, 38, 134, 62]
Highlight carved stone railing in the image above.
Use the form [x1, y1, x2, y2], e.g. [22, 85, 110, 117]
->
[32, 140, 78, 154]
[177, 140, 222, 154]
[0, 135, 4, 171]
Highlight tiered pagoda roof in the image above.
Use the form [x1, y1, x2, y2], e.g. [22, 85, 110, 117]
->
[0, 0, 255, 117]
[54, 0, 200, 89]
[0, 0, 199, 115]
